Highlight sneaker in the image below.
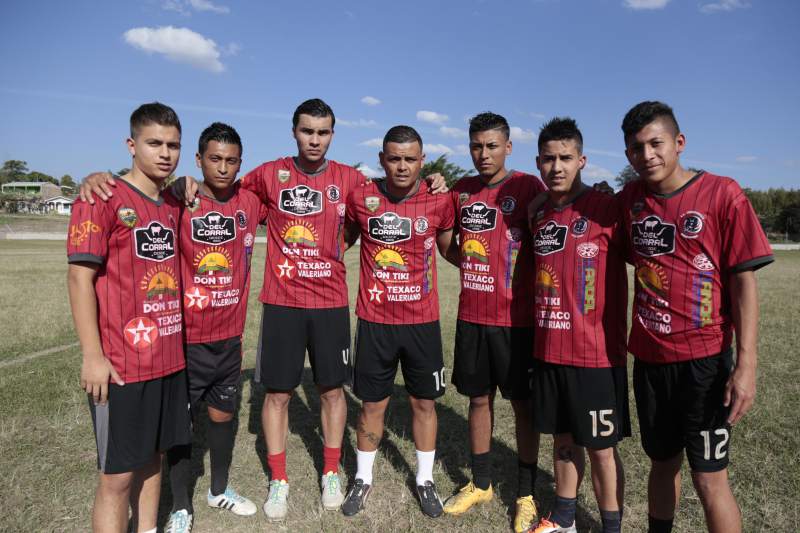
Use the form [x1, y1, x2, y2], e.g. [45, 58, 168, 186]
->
[530, 514, 577, 533]
[416, 480, 444, 518]
[165, 509, 193, 533]
[321, 471, 345, 510]
[513, 495, 538, 532]
[341, 478, 372, 517]
[207, 487, 257, 516]
[443, 481, 493, 515]
[262, 479, 289, 521]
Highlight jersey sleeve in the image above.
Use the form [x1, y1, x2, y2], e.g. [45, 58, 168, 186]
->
[240, 164, 269, 204]
[67, 199, 112, 264]
[438, 193, 456, 232]
[720, 182, 774, 273]
[345, 188, 359, 225]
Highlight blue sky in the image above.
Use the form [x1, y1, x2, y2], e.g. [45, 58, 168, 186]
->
[1, 0, 798, 189]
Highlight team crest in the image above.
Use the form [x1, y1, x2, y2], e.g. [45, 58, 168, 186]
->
[632, 215, 676, 257]
[459, 192, 470, 205]
[277, 169, 291, 183]
[414, 217, 429, 234]
[631, 201, 644, 216]
[500, 196, 517, 214]
[571, 217, 589, 236]
[365, 196, 380, 213]
[117, 207, 138, 228]
[236, 210, 248, 229]
[679, 211, 705, 238]
[326, 185, 341, 203]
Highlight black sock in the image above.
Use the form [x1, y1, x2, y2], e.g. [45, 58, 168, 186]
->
[600, 509, 622, 533]
[471, 452, 491, 490]
[517, 460, 537, 498]
[550, 496, 577, 527]
[208, 419, 235, 496]
[167, 444, 193, 513]
[648, 515, 673, 533]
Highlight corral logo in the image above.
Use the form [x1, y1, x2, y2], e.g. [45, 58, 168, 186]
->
[460, 202, 497, 232]
[534, 220, 568, 255]
[135, 222, 175, 261]
[191, 211, 235, 244]
[279, 185, 322, 216]
[632, 215, 675, 257]
[368, 212, 412, 244]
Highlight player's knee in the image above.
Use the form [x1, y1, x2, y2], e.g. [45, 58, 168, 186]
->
[510, 398, 531, 418]
[98, 471, 134, 494]
[651, 454, 682, 477]
[265, 391, 292, 410]
[410, 397, 436, 416]
[587, 446, 616, 466]
[691, 469, 729, 499]
[469, 394, 491, 410]
[361, 400, 388, 420]
[208, 407, 234, 423]
[318, 385, 344, 405]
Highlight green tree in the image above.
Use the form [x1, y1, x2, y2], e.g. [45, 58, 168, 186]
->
[60, 174, 76, 195]
[0, 160, 29, 184]
[614, 164, 639, 189]
[420, 155, 469, 188]
[25, 171, 58, 184]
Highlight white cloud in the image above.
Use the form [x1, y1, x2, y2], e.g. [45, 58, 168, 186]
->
[221, 42, 241, 56]
[510, 126, 536, 143]
[417, 110, 449, 125]
[425, 144, 454, 155]
[361, 96, 381, 106]
[623, 0, 671, 10]
[439, 126, 467, 139]
[124, 26, 225, 73]
[339, 118, 379, 128]
[585, 148, 625, 158]
[356, 164, 382, 179]
[189, 0, 230, 13]
[735, 155, 757, 163]
[359, 138, 383, 148]
[583, 163, 615, 182]
[699, 0, 750, 14]
[161, 0, 230, 14]
[454, 145, 470, 156]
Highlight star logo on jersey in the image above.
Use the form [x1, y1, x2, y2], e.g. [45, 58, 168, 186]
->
[191, 211, 236, 245]
[679, 211, 705, 239]
[134, 222, 175, 261]
[279, 185, 322, 216]
[277, 169, 291, 183]
[534, 220, 568, 255]
[124, 317, 158, 349]
[365, 196, 380, 213]
[276, 258, 294, 278]
[460, 202, 497, 232]
[368, 283, 383, 303]
[184, 286, 210, 310]
[69, 220, 101, 246]
[368, 212, 412, 244]
[117, 207, 138, 228]
[632, 215, 676, 257]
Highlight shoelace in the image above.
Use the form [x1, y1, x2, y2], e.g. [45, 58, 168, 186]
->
[224, 488, 245, 504]
[349, 481, 365, 499]
[169, 512, 189, 532]
[269, 482, 287, 503]
[325, 473, 339, 493]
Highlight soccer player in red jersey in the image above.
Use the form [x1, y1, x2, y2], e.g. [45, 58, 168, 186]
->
[441, 112, 545, 532]
[527, 118, 629, 533]
[164, 123, 266, 531]
[618, 102, 773, 533]
[67, 103, 191, 533]
[339, 126, 454, 519]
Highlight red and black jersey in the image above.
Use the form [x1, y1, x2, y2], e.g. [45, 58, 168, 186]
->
[451, 171, 545, 327]
[619, 171, 773, 364]
[346, 179, 454, 324]
[179, 183, 267, 343]
[241, 157, 365, 309]
[532, 189, 628, 368]
[67, 179, 184, 383]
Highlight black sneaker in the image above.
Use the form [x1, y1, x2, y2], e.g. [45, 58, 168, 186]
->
[341, 479, 372, 517]
[416, 481, 444, 518]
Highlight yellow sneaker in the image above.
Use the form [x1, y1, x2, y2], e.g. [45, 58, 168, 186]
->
[443, 481, 493, 515]
[513, 495, 538, 532]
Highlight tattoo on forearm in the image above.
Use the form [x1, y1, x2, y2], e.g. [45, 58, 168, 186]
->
[357, 419, 381, 447]
[557, 445, 573, 462]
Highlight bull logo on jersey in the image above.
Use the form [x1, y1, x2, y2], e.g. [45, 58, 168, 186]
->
[679, 211, 705, 238]
[191, 211, 236, 244]
[279, 185, 322, 216]
[135, 222, 175, 261]
[534, 220, 568, 256]
[368, 212, 412, 244]
[460, 202, 497, 232]
[632, 215, 676, 257]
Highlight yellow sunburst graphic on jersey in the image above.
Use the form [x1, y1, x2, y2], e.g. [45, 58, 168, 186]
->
[282, 220, 318, 247]
[535, 264, 560, 297]
[462, 237, 489, 263]
[140, 265, 179, 299]
[197, 252, 230, 274]
[374, 246, 408, 271]
[636, 262, 668, 298]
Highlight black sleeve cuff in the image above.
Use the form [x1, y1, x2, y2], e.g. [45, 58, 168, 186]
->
[730, 255, 774, 273]
[68, 253, 104, 265]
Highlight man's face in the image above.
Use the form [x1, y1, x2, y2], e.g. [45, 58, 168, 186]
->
[536, 139, 586, 195]
[625, 118, 685, 186]
[380, 141, 425, 191]
[293, 114, 334, 164]
[127, 123, 181, 182]
[469, 129, 512, 178]
[196, 140, 242, 192]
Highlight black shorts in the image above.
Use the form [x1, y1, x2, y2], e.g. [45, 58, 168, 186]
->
[452, 320, 534, 400]
[186, 336, 243, 414]
[255, 304, 351, 390]
[633, 349, 733, 473]
[353, 319, 446, 402]
[531, 362, 631, 449]
[88, 369, 192, 474]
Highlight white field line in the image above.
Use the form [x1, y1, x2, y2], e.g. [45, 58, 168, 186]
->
[0, 342, 80, 369]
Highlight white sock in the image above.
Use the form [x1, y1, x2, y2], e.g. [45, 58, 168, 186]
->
[355, 448, 377, 485]
[415, 449, 435, 486]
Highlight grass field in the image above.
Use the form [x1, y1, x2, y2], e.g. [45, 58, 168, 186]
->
[0, 240, 797, 532]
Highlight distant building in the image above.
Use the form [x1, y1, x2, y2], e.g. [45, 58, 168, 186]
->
[44, 195, 74, 215]
[2, 181, 62, 199]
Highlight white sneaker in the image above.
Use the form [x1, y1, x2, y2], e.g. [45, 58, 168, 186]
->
[165, 509, 193, 533]
[321, 471, 345, 510]
[263, 479, 289, 521]
[207, 487, 257, 516]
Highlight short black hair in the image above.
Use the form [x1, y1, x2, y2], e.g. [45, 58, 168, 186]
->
[382, 125, 423, 150]
[198, 122, 242, 156]
[621, 101, 680, 141]
[292, 98, 335, 129]
[469, 112, 510, 140]
[130, 102, 181, 139]
[538, 117, 583, 154]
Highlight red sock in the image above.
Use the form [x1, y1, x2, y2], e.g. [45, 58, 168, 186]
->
[323, 446, 341, 474]
[267, 451, 287, 482]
